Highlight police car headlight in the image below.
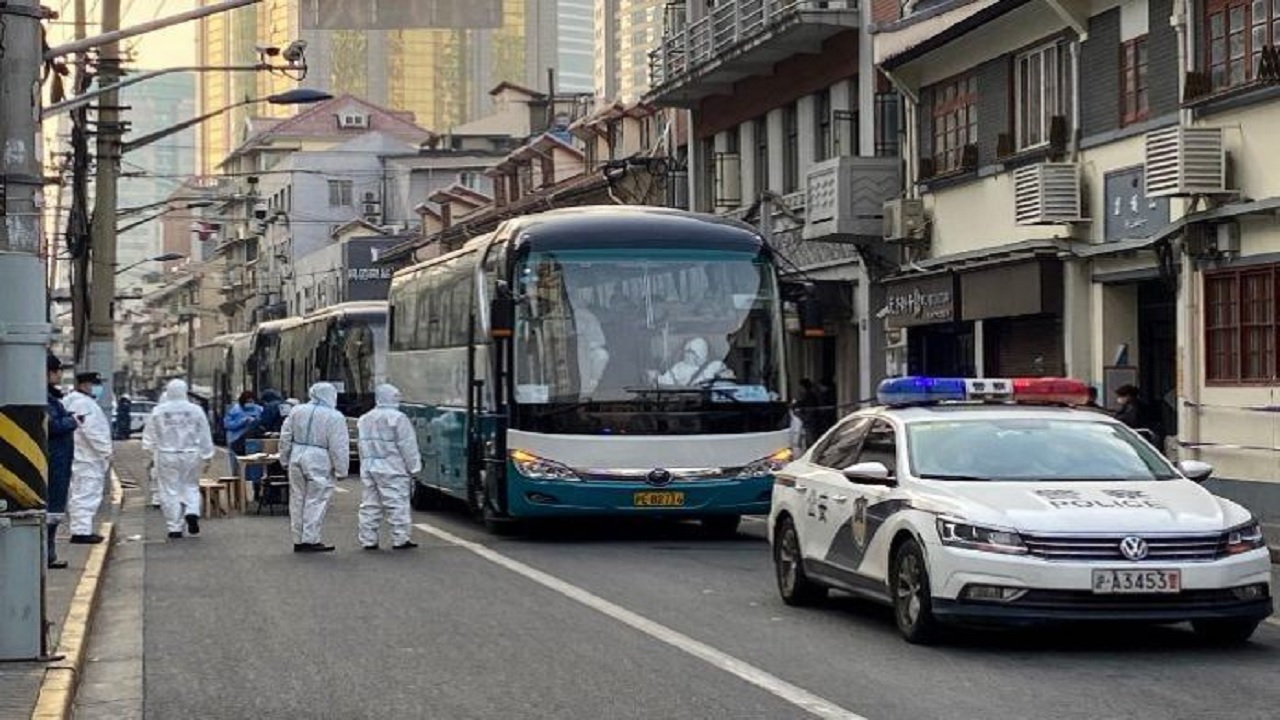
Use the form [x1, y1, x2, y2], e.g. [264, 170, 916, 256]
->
[737, 448, 794, 478]
[509, 449, 580, 481]
[1224, 520, 1265, 555]
[936, 518, 1028, 555]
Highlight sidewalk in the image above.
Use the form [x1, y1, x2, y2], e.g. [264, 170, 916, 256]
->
[0, 443, 156, 720]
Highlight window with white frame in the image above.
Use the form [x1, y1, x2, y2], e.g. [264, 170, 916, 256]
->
[1014, 41, 1071, 150]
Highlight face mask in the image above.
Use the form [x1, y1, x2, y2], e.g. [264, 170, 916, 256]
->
[90, 384, 104, 400]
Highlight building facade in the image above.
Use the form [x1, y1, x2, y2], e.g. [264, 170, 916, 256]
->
[594, 0, 665, 101]
[197, 0, 566, 172]
[871, 0, 1280, 521]
[646, 0, 899, 413]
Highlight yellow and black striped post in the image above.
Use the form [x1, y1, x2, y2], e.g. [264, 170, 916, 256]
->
[0, 405, 47, 511]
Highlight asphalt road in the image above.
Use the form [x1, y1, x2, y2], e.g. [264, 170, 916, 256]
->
[138, 472, 1280, 720]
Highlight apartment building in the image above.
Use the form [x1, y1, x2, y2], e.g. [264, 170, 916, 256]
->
[871, 0, 1280, 518]
[646, 0, 900, 409]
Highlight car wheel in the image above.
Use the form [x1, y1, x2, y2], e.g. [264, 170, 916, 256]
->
[700, 515, 741, 538]
[891, 537, 940, 644]
[773, 516, 827, 606]
[1190, 618, 1261, 645]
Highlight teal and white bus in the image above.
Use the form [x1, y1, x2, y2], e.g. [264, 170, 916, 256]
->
[389, 206, 809, 535]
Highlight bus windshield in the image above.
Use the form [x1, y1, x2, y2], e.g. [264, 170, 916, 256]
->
[514, 248, 784, 405]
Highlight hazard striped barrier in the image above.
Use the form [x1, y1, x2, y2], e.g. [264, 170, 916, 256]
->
[0, 405, 47, 510]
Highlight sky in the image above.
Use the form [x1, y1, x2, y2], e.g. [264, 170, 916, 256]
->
[47, 0, 199, 68]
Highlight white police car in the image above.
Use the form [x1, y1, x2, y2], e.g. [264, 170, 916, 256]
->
[769, 377, 1273, 644]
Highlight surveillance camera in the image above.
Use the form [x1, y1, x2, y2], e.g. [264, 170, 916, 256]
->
[255, 44, 280, 57]
[253, 201, 268, 220]
[282, 39, 308, 64]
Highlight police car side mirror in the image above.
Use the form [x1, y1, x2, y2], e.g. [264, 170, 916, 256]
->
[1135, 428, 1158, 445]
[842, 461, 895, 486]
[1176, 460, 1214, 484]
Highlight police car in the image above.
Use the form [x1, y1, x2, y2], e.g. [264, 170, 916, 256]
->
[769, 377, 1273, 644]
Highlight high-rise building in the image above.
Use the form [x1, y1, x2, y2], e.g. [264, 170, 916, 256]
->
[593, 0, 664, 101]
[557, 0, 595, 93]
[196, 0, 562, 173]
[115, 72, 198, 289]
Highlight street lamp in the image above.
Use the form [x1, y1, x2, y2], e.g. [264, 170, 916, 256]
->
[114, 252, 185, 276]
[122, 88, 333, 155]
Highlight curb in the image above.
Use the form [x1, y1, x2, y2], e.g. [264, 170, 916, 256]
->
[1271, 545, 1279, 565]
[29, 474, 126, 720]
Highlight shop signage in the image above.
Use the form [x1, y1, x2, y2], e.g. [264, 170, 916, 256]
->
[343, 238, 404, 301]
[883, 274, 956, 327]
[1104, 167, 1170, 243]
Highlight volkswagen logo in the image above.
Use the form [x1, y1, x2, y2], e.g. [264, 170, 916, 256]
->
[1119, 536, 1149, 561]
[646, 468, 673, 487]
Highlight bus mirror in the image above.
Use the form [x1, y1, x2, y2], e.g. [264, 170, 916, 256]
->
[491, 281, 514, 339]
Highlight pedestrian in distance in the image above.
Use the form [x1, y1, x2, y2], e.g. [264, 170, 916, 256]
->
[44, 354, 78, 568]
[223, 390, 263, 475]
[279, 382, 350, 553]
[357, 384, 423, 550]
[114, 395, 132, 440]
[258, 388, 285, 434]
[1113, 384, 1145, 428]
[142, 380, 215, 540]
[62, 371, 114, 544]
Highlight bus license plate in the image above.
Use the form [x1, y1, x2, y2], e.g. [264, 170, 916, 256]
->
[1091, 569, 1181, 594]
[633, 491, 685, 507]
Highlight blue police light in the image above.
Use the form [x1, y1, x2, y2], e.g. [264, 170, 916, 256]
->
[876, 377, 968, 406]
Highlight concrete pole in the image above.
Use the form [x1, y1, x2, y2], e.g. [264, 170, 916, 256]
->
[87, 0, 122, 412]
[0, 0, 51, 511]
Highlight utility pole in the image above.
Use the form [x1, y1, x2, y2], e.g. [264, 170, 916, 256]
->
[86, 0, 123, 411]
[0, 0, 53, 661]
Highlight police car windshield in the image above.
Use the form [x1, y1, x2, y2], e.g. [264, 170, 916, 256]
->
[907, 418, 1177, 482]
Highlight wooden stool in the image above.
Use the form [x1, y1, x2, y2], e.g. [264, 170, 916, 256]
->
[220, 475, 247, 513]
[199, 478, 230, 517]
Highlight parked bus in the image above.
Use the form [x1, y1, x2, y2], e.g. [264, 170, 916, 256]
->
[275, 301, 387, 417]
[388, 206, 801, 535]
[188, 333, 247, 444]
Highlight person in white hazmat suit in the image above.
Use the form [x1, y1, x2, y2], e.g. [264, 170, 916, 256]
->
[142, 380, 215, 539]
[356, 384, 423, 550]
[63, 372, 114, 544]
[279, 382, 350, 553]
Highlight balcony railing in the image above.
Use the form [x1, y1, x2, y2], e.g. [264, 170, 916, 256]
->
[649, 0, 858, 104]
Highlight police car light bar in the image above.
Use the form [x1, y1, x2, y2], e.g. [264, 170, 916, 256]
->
[876, 377, 1090, 407]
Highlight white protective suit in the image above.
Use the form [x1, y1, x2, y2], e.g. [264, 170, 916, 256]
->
[142, 380, 215, 535]
[356, 384, 423, 548]
[657, 337, 732, 386]
[63, 388, 114, 536]
[279, 382, 350, 546]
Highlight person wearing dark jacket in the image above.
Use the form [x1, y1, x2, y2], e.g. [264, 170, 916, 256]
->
[258, 389, 285, 434]
[45, 354, 78, 569]
[1113, 384, 1145, 428]
[114, 395, 132, 440]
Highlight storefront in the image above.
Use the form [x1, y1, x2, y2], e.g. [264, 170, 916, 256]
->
[961, 257, 1065, 378]
[882, 272, 973, 377]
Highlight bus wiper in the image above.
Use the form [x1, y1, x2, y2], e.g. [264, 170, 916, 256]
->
[917, 473, 992, 481]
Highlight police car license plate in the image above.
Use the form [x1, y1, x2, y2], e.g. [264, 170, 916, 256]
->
[633, 491, 685, 507]
[1091, 569, 1181, 594]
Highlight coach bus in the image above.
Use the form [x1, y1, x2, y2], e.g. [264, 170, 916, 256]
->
[188, 332, 248, 444]
[275, 301, 387, 417]
[388, 206, 809, 536]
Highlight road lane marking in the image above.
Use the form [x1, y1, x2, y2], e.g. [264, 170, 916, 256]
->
[334, 486, 350, 494]
[413, 521, 869, 720]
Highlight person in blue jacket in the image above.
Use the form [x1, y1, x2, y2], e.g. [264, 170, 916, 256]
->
[45, 354, 78, 569]
[223, 390, 263, 475]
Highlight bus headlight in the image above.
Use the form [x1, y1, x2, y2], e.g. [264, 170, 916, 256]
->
[509, 449, 580, 481]
[737, 448, 793, 478]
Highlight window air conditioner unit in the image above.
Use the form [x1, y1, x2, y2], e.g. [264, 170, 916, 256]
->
[1014, 163, 1083, 225]
[883, 198, 926, 243]
[1145, 127, 1228, 197]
